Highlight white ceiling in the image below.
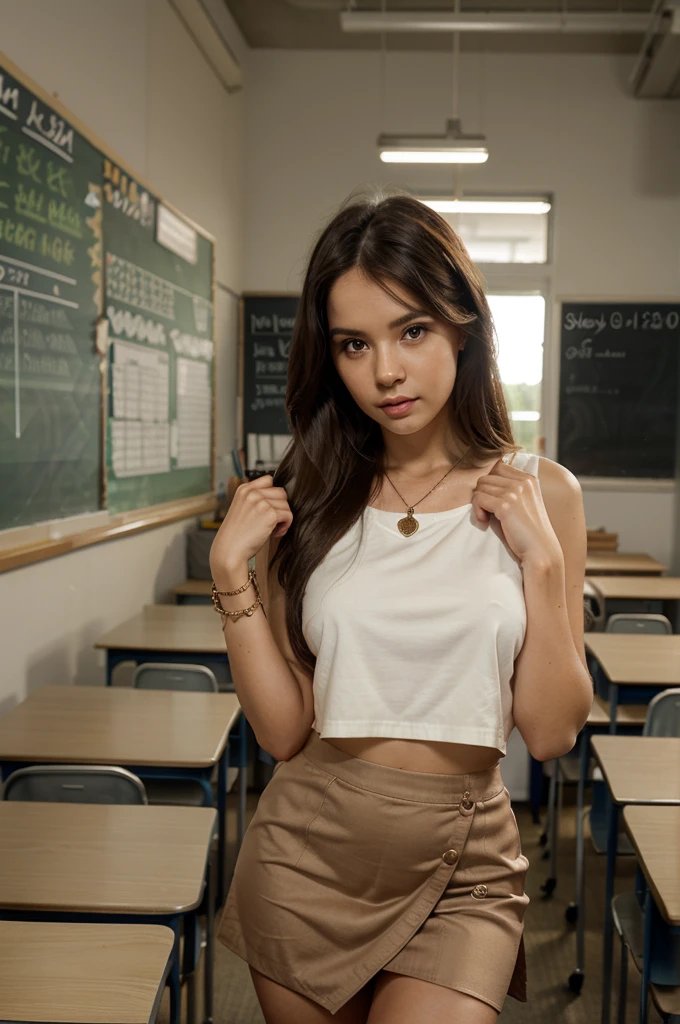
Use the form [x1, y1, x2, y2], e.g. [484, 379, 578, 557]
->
[224, 0, 653, 54]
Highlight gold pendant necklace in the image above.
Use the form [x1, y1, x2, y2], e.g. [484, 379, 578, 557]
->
[397, 509, 420, 537]
[385, 445, 471, 538]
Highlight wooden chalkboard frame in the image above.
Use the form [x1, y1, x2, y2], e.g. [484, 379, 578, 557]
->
[0, 51, 216, 573]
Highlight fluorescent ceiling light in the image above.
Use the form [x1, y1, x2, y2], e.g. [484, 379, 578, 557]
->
[378, 118, 488, 165]
[422, 199, 551, 215]
[342, 10, 650, 34]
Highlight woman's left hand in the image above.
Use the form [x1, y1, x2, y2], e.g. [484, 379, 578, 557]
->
[472, 458, 564, 570]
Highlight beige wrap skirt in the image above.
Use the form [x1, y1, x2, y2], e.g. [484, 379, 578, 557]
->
[218, 729, 530, 1015]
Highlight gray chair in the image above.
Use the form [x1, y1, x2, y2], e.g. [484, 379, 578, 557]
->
[606, 613, 672, 635]
[612, 688, 680, 1023]
[133, 663, 219, 692]
[2, 764, 147, 804]
[132, 662, 218, 806]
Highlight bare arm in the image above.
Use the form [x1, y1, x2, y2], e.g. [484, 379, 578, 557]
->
[511, 458, 593, 762]
[216, 537, 316, 762]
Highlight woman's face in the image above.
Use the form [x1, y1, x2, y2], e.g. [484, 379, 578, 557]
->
[327, 267, 464, 438]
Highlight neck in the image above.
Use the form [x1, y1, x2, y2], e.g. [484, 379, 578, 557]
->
[381, 409, 469, 476]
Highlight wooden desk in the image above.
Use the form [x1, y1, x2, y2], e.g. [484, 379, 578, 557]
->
[0, 685, 240, 907]
[0, 684, 239, 768]
[587, 694, 648, 728]
[591, 736, 680, 805]
[623, 805, 680, 923]
[590, 737, 680, 1024]
[0, 921, 174, 1024]
[0, 802, 216, 1024]
[93, 606, 249, 876]
[172, 580, 212, 605]
[622, 805, 680, 1023]
[95, 604, 226, 664]
[0, 802, 215, 913]
[589, 577, 680, 601]
[587, 576, 680, 633]
[585, 552, 667, 576]
[585, 633, 680, 686]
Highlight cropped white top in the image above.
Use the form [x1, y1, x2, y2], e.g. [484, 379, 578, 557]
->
[300, 450, 540, 755]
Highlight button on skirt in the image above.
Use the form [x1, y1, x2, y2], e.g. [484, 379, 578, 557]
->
[218, 729, 530, 1015]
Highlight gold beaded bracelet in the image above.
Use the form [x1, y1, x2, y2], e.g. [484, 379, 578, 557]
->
[211, 569, 264, 622]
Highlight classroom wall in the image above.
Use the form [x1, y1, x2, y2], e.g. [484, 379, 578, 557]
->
[0, 0, 246, 705]
[242, 47, 680, 571]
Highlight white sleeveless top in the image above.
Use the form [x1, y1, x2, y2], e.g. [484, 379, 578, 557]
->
[300, 450, 540, 755]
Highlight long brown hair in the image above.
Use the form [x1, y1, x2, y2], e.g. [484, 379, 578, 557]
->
[271, 186, 519, 673]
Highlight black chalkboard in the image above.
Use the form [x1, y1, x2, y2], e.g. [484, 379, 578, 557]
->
[240, 294, 298, 438]
[557, 301, 680, 477]
[0, 58, 103, 530]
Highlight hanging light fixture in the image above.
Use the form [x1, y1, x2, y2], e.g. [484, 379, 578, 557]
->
[378, 117, 488, 164]
[376, 0, 488, 165]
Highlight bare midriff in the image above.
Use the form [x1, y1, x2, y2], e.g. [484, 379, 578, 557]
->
[321, 735, 501, 775]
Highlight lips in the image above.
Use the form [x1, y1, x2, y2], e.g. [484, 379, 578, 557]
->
[380, 398, 415, 407]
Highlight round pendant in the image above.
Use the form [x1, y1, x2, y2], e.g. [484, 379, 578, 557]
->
[397, 512, 419, 537]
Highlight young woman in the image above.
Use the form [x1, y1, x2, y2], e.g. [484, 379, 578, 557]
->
[212, 190, 593, 1024]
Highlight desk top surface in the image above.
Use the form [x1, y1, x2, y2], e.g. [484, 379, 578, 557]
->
[0, 802, 216, 914]
[0, 920, 174, 1023]
[622, 805, 680, 924]
[585, 633, 680, 685]
[591, 735, 680, 804]
[0, 684, 241, 767]
[94, 604, 226, 653]
[587, 694, 648, 727]
[172, 579, 213, 596]
[588, 575, 680, 600]
[585, 553, 666, 575]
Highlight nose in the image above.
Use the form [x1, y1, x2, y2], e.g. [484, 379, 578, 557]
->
[374, 342, 405, 386]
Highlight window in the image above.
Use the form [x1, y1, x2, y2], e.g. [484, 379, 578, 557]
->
[487, 293, 545, 454]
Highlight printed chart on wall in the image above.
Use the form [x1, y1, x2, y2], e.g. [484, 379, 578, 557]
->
[103, 161, 214, 513]
[0, 59, 103, 530]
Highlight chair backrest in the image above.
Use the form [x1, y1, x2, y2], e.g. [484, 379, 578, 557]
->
[133, 662, 218, 692]
[643, 688, 680, 737]
[583, 580, 605, 632]
[2, 765, 148, 804]
[605, 613, 672, 635]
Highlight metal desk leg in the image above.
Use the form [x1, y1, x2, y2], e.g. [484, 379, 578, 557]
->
[639, 887, 652, 1024]
[182, 912, 197, 1024]
[204, 849, 215, 1024]
[217, 748, 227, 908]
[601, 791, 619, 1024]
[574, 728, 589, 986]
[168, 916, 182, 1024]
[608, 684, 619, 734]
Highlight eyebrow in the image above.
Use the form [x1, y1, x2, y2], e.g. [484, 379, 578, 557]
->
[328, 309, 432, 340]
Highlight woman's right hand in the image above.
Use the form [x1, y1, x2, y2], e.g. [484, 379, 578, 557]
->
[209, 474, 293, 578]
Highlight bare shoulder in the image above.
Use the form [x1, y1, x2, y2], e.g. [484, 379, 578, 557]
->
[534, 454, 582, 505]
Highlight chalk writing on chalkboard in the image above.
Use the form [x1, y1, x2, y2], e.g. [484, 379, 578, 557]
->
[103, 162, 214, 513]
[241, 295, 298, 438]
[557, 301, 680, 478]
[0, 61, 103, 530]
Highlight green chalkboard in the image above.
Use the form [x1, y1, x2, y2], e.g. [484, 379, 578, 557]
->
[0, 58, 103, 530]
[102, 161, 214, 514]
